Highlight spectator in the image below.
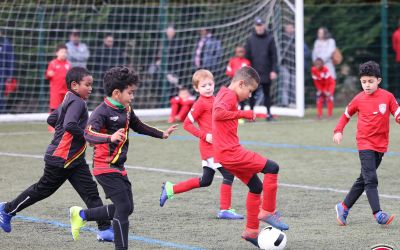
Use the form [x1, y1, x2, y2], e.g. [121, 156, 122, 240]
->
[46, 44, 71, 112]
[280, 23, 296, 107]
[392, 19, 400, 97]
[90, 34, 125, 103]
[193, 28, 222, 72]
[0, 29, 14, 113]
[245, 17, 277, 121]
[312, 27, 337, 79]
[225, 45, 251, 110]
[168, 87, 195, 123]
[66, 29, 90, 68]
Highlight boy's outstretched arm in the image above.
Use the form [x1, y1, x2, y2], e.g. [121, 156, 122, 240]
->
[214, 102, 254, 121]
[129, 110, 175, 139]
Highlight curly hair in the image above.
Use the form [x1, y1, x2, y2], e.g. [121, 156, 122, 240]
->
[103, 66, 139, 96]
[359, 61, 381, 78]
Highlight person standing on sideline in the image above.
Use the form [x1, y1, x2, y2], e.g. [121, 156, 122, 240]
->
[193, 28, 222, 73]
[312, 27, 337, 80]
[66, 29, 90, 68]
[245, 17, 277, 121]
[0, 28, 14, 113]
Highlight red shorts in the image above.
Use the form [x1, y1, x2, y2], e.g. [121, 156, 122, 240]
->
[220, 149, 267, 184]
[50, 91, 67, 110]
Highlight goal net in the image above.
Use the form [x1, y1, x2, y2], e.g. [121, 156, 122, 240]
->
[0, 0, 303, 122]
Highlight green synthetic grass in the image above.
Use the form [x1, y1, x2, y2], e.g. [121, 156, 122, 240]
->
[0, 109, 399, 249]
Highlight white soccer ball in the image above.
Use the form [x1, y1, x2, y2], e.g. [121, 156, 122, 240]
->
[257, 226, 287, 250]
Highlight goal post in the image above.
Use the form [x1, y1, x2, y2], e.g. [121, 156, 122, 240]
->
[0, 0, 304, 122]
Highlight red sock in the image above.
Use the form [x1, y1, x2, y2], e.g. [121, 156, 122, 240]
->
[342, 202, 348, 210]
[316, 96, 324, 117]
[327, 97, 334, 117]
[246, 192, 261, 230]
[262, 174, 278, 212]
[220, 183, 232, 210]
[173, 178, 200, 194]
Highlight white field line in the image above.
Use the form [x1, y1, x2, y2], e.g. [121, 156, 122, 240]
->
[0, 151, 399, 200]
[0, 131, 48, 136]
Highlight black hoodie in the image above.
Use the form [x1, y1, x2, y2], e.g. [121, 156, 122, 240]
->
[245, 30, 277, 83]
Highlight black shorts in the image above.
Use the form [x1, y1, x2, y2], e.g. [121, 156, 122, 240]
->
[95, 173, 132, 199]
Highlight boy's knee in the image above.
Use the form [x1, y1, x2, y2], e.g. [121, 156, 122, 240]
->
[199, 177, 213, 187]
[247, 176, 262, 194]
[262, 160, 279, 174]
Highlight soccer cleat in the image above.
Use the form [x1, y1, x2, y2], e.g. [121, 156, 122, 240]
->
[258, 209, 289, 231]
[217, 209, 244, 220]
[0, 202, 12, 233]
[241, 228, 259, 248]
[70, 206, 86, 241]
[335, 202, 349, 226]
[97, 227, 114, 242]
[159, 181, 174, 207]
[374, 211, 394, 225]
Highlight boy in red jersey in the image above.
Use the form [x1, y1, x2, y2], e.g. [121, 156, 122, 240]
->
[213, 66, 288, 247]
[46, 44, 71, 112]
[159, 69, 243, 220]
[226, 45, 251, 78]
[68, 66, 177, 250]
[168, 87, 196, 123]
[334, 61, 399, 226]
[312, 58, 336, 119]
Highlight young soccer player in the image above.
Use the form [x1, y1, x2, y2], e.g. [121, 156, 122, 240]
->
[311, 58, 336, 119]
[213, 66, 288, 247]
[334, 61, 398, 226]
[226, 45, 251, 78]
[159, 69, 243, 220]
[46, 44, 71, 112]
[0, 67, 113, 241]
[168, 86, 195, 123]
[68, 66, 177, 250]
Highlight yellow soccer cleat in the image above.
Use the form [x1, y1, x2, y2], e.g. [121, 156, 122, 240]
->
[69, 206, 86, 241]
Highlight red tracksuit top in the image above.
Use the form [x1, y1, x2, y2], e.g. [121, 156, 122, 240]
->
[183, 95, 214, 160]
[226, 57, 251, 78]
[311, 66, 334, 91]
[46, 59, 71, 94]
[392, 27, 400, 62]
[212, 87, 253, 163]
[334, 88, 400, 152]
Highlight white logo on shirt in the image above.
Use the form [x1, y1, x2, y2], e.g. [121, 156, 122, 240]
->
[379, 104, 386, 115]
[110, 116, 119, 121]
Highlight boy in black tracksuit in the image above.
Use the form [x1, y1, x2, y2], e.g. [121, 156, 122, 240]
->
[69, 66, 177, 250]
[0, 67, 113, 241]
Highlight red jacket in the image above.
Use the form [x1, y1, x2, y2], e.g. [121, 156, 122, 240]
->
[392, 28, 400, 62]
[334, 88, 400, 152]
[311, 66, 335, 91]
[46, 59, 71, 94]
[226, 57, 251, 78]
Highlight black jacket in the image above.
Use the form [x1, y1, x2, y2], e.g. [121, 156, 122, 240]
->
[245, 30, 277, 83]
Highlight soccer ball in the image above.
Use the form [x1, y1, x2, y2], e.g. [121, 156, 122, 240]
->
[257, 226, 287, 250]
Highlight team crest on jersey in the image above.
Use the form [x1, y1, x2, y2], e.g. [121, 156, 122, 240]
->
[110, 116, 119, 121]
[371, 244, 394, 250]
[379, 104, 386, 114]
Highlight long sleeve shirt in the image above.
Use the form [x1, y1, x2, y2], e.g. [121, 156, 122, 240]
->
[46, 59, 71, 94]
[226, 57, 251, 78]
[392, 28, 400, 62]
[212, 87, 253, 163]
[312, 38, 336, 79]
[66, 41, 90, 68]
[44, 91, 88, 168]
[311, 66, 334, 91]
[334, 88, 400, 152]
[183, 95, 214, 160]
[84, 98, 164, 176]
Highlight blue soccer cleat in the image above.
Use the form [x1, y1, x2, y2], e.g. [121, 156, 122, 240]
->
[217, 209, 244, 220]
[258, 210, 289, 231]
[335, 202, 349, 226]
[0, 202, 12, 233]
[97, 227, 114, 242]
[160, 182, 174, 207]
[241, 228, 259, 248]
[374, 211, 394, 225]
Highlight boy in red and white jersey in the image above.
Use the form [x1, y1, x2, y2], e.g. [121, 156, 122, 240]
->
[334, 60, 399, 226]
[311, 58, 336, 119]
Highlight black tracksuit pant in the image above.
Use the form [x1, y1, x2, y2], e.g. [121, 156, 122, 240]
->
[4, 163, 111, 230]
[343, 150, 383, 214]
